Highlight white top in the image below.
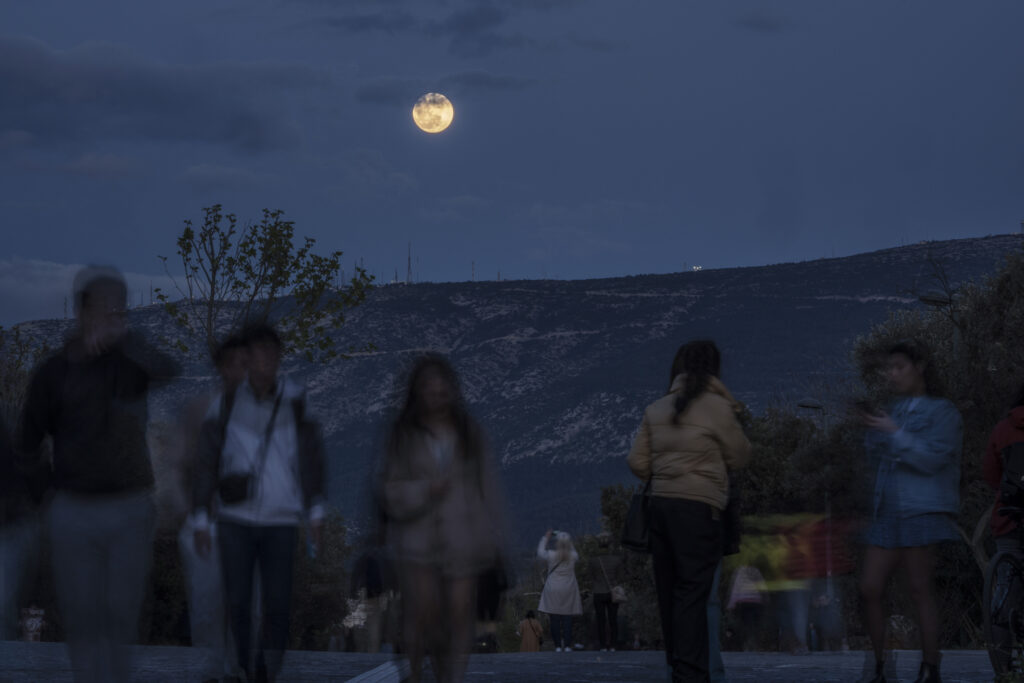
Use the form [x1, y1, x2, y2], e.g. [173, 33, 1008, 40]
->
[210, 376, 319, 527]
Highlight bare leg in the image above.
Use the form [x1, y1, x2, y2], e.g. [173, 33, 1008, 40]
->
[401, 565, 440, 683]
[859, 546, 900, 665]
[902, 546, 940, 665]
[441, 576, 477, 683]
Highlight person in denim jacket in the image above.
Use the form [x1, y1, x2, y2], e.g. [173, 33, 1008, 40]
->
[858, 340, 962, 683]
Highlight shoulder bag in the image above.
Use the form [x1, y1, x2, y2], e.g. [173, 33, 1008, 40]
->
[621, 479, 652, 553]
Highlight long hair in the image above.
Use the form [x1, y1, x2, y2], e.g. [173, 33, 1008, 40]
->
[389, 353, 482, 473]
[669, 340, 722, 422]
[887, 339, 945, 397]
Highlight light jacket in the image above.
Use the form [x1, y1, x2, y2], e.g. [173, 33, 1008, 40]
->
[379, 419, 505, 578]
[627, 375, 751, 510]
[864, 395, 962, 518]
[537, 537, 582, 615]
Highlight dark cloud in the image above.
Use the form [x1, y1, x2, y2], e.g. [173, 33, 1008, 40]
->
[354, 78, 422, 107]
[438, 71, 534, 92]
[323, 9, 417, 34]
[426, 5, 535, 57]
[357, 71, 532, 107]
[0, 37, 327, 153]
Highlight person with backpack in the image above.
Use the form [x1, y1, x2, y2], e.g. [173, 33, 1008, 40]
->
[982, 383, 1024, 673]
[537, 530, 583, 652]
[18, 266, 179, 682]
[193, 323, 327, 683]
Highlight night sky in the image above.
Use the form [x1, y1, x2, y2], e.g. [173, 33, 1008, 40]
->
[2, 1, 1023, 326]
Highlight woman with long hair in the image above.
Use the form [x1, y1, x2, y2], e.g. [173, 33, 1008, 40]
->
[377, 354, 505, 683]
[627, 339, 751, 682]
[858, 339, 962, 683]
[537, 529, 582, 651]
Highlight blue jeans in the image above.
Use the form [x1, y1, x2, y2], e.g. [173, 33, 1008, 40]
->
[218, 522, 297, 681]
[549, 613, 573, 648]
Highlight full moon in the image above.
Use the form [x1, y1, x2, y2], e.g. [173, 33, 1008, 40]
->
[412, 93, 454, 134]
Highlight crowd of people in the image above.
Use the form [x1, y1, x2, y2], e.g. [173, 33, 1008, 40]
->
[0, 265, 1021, 683]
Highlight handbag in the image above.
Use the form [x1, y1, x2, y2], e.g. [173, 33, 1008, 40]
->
[620, 479, 652, 553]
[597, 557, 627, 604]
[217, 390, 282, 505]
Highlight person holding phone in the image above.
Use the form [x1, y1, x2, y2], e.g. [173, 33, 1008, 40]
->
[858, 340, 961, 683]
[537, 529, 582, 652]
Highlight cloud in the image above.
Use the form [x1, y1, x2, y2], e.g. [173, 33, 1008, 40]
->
[0, 259, 174, 327]
[341, 149, 418, 197]
[323, 9, 418, 34]
[354, 78, 422, 107]
[439, 71, 534, 92]
[0, 36, 328, 154]
[0, 129, 34, 150]
[356, 71, 533, 108]
[182, 163, 275, 191]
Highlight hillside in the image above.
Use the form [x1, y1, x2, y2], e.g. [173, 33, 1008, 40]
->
[13, 235, 1021, 545]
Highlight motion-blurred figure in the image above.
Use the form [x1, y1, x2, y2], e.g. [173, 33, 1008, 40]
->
[538, 530, 582, 652]
[517, 610, 544, 652]
[18, 266, 179, 682]
[0, 418, 45, 640]
[193, 324, 326, 682]
[628, 339, 751, 683]
[858, 340, 961, 683]
[378, 354, 506, 683]
[589, 532, 622, 652]
[726, 564, 766, 651]
[169, 334, 247, 682]
[981, 382, 1024, 674]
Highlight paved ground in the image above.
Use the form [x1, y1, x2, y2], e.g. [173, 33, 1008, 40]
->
[0, 642, 998, 682]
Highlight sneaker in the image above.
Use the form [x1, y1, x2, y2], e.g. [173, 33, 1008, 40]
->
[600, 648, 608, 652]
[609, 648, 616, 652]
[555, 647, 562, 652]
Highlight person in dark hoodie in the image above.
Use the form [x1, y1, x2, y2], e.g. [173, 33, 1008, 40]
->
[982, 382, 1024, 674]
[18, 266, 179, 682]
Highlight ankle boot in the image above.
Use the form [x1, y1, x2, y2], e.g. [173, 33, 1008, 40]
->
[867, 658, 886, 683]
[912, 661, 940, 683]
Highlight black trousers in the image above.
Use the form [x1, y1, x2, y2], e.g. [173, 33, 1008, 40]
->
[593, 592, 619, 648]
[649, 496, 722, 683]
[218, 521, 297, 681]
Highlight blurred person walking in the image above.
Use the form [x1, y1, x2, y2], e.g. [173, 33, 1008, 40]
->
[627, 339, 751, 683]
[589, 532, 623, 651]
[858, 340, 962, 683]
[169, 334, 247, 682]
[18, 266, 179, 682]
[0, 418, 46, 641]
[981, 382, 1024, 674]
[517, 610, 544, 652]
[193, 324, 327, 683]
[378, 354, 506, 683]
[538, 530, 583, 652]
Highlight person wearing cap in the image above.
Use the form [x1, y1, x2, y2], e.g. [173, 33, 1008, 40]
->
[18, 265, 179, 683]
